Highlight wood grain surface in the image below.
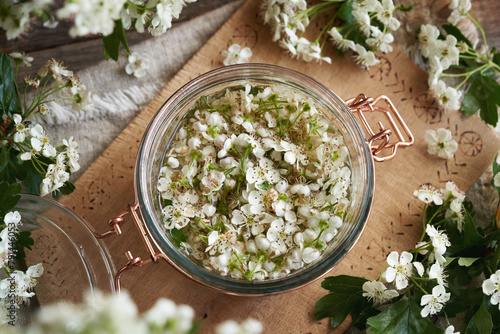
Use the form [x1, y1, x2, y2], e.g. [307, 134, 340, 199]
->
[52, 1, 500, 333]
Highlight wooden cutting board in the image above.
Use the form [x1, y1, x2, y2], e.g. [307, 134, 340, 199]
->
[60, 1, 500, 332]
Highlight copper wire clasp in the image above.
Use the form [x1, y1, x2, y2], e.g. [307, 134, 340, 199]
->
[345, 94, 414, 162]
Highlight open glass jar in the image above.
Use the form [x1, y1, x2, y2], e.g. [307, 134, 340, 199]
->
[110, 64, 413, 295]
[13, 194, 115, 319]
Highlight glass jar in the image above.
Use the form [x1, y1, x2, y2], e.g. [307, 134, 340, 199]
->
[15, 194, 116, 307]
[133, 64, 378, 295]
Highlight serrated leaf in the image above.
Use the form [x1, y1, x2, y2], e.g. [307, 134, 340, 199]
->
[465, 298, 493, 334]
[170, 228, 187, 246]
[102, 20, 131, 61]
[367, 298, 442, 334]
[477, 75, 500, 126]
[442, 24, 473, 47]
[0, 53, 22, 114]
[315, 275, 368, 328]
[0, 182, 22, 221]
[461, 77, 481, 116]
[458, 257, 481, 267]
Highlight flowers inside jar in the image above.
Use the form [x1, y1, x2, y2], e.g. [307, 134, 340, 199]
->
[157, 83, 352, 281]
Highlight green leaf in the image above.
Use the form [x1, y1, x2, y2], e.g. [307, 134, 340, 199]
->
[58, 181, 76, 195]
[0, 145, 8, 171]
[477, 75, 500, 126]
[315, 275, 368, 328]
[493, 53, 500, 68]
[459, 257, 481, 267]
[337, 1, 354, 24]
[367, 298, 442, 334]
[0, 182, 22, 221]
[465, 298, 493, 334]
[102, 20, 131, 61]
[0, 53, 22, 114]
[461, 77, 481, 116]
[442, 24, 473, 47]
[15, 231, 34, 261]
[24, 165, 43, 195]
[170, 228, 187, 246]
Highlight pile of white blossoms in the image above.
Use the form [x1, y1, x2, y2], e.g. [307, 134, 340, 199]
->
[0, 212, 44, 325]
[262, 0, 402, 69]
[158, 83, 352, 281]
[362, 182, 466, 318]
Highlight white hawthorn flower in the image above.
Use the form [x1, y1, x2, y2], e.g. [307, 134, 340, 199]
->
[448, 0, 472, 25]
[384, 251, 413, 290]
[427, 56, 443, 88]
[414, 184, 443, 205]
[353, 44, 380, 69]
[418, 24, 440, 58]
[429, 262, 447, 286]
[362, 280, 399, 304]
[30, 124, 57, 158]
[125, 52, 151, 78]
[376, 0, 400, 31]
[366, 27, 394, 53]
[328, 27, 355, 51]
[445, 325, 459, 334]
[435, 35, 460, 70]
[9, 51, 33, 67]
[352, 9, 371, 37]
[424, 127, 458, 159]
[222, 44, 252, 66]
[246, 158, 280, 186]
[482, 269, 500, 310]
[201, 170, 226, 195]
[12, 114, 28, 143]
[63, 136, 80, 173]
[420, 284, 450, 317]
[353, 0, 382, 12]
[426, 225, 451, 255]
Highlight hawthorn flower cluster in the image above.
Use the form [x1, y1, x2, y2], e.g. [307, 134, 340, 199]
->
[1, 0, 197, 40]
[3, 54, 83, 196]
[416, 0, 478, 115]
[261, 0, 404, 69]
[12, 115, 81, 196]
[158, 83, 352, 281]
[0, 212, 43, 325]
[362, 182, 465, 318]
